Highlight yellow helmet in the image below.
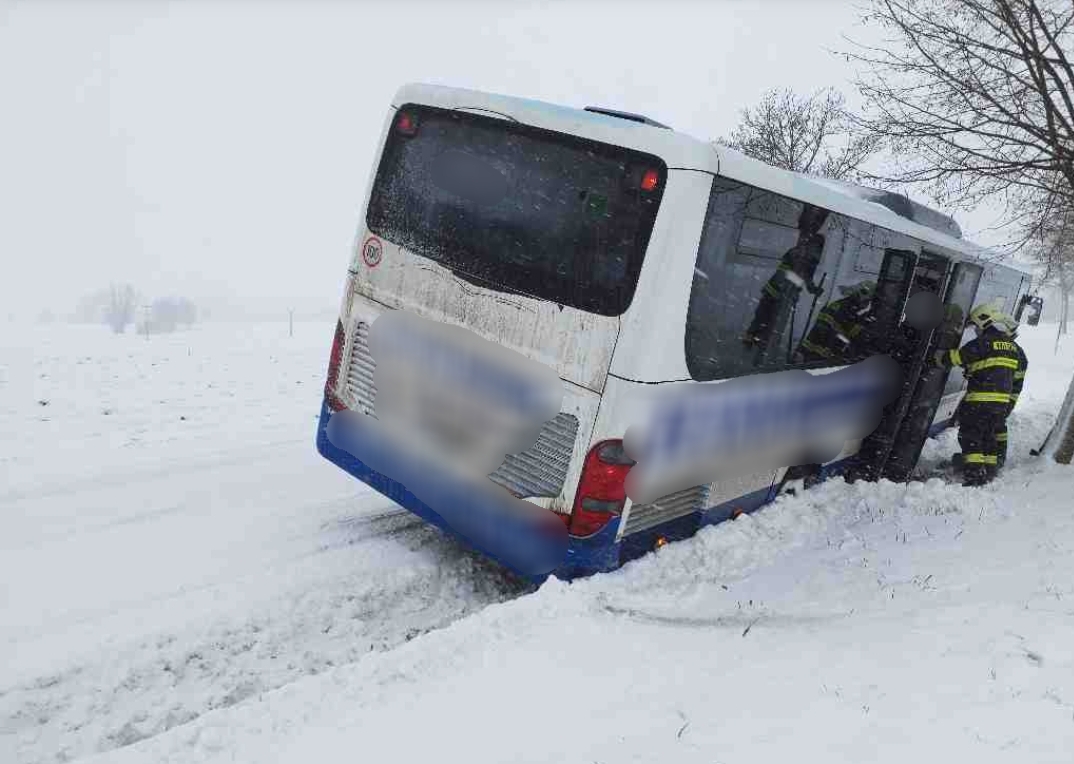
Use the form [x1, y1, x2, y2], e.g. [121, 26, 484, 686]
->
[968, 302, 1004, 332]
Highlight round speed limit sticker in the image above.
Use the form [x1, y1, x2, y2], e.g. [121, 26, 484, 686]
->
[361, 236, 383, 268]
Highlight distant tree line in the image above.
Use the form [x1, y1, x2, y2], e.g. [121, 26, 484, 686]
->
[145, 296, 197, 333]
[70, 284, 197, 334]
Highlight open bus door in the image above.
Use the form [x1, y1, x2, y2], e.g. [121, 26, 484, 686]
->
[1016, 293, 1045, 325]
[882, 260, 983, 481]
[847, 250, 953, 482]
[1028, 295, 1044, 325]
[1028, 296, 1044, 325]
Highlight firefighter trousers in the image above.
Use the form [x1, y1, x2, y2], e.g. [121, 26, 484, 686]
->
[996, 402, 1017, 468]
[957, 402, 1006, 482]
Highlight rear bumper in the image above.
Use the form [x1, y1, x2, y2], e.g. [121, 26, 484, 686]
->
[316, 400, 618, 582]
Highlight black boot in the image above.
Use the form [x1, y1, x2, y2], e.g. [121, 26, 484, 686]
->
[962, 466, 989, 487]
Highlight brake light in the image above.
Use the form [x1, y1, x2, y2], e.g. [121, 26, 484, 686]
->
[568, 439, 636, 538]
[640, 168, 660, 192]
[395, 111, 418, 136]
[325, 319, 348, 412]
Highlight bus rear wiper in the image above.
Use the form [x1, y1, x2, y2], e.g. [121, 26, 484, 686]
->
[449, 268, 532, 300]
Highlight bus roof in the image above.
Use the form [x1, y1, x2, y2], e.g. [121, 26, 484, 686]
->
[393, 83, 1028, 278]
[392, 82, 716, 168]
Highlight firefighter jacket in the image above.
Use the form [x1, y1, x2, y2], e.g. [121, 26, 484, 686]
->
[942, 327, 1018, 406]
[799, 293, 875, 363]
[761, 233, 825, 300]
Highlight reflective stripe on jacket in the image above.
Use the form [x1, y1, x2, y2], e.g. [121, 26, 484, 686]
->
[944, 327, 1017, 406]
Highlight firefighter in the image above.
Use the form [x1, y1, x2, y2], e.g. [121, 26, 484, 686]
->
[797, 281, 878, 365]
[934, 303, 1020, 486]
[743, 204, 829, 351]
[996, 313, 1028, 469]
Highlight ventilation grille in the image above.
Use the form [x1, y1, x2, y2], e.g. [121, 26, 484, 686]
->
[345, 321, 377, 416]
[487, 412, 579, 498]
[343, 320, 578, 499]
[624, 485, 710, 535]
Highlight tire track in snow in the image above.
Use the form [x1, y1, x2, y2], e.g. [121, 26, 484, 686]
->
[0, 437, 310, 506]
[0, 502, 531, 764]
[598, 601, 851, 631]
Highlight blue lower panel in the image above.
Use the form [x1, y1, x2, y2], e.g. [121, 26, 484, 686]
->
[316, 401, 567, 583]
[618, 512, 701, 566]
[554, 518, 623, 579]
[618, 483, 775, 566]
[316, 399, 902, 580]
[318, 402, 633, 582]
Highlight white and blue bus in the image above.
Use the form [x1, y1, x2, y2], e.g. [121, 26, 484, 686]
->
[317, 83, 1032, 581]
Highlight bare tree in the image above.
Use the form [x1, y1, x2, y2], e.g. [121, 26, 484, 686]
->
[849, 0, 1074, 463]
[144, 296, 197, 334]
[1025, 198, 1074, 338]
[719, 87, 879, 180]
[105, 284, 137, 334]
[851, 0, 1074, 208]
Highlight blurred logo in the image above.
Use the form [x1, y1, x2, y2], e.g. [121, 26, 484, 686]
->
[623, 355, 902, 504]
[365, 311, 562, 484]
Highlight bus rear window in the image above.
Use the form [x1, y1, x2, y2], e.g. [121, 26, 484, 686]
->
[366, 104, 666, 317]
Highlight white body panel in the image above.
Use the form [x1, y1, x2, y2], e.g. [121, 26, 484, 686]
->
[609, 170, 713, 383]
[352, 241, 619, 393]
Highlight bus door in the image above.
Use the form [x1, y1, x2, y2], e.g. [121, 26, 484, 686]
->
[848, 249, 947, 481]
[1028, 295, 1044, 325]
[882, 259, 982, 481]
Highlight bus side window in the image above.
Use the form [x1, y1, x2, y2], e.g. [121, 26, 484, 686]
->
[794, 223, 918, 368]
[685, 178, 842, 380]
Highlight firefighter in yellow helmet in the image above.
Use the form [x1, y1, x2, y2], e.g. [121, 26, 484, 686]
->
[743, 204, 829, 351]
[797, 280, 878, 365]
[934, 302, 1020, 486]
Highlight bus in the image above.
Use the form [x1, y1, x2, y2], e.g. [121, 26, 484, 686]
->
[317, 83, 1033, 581]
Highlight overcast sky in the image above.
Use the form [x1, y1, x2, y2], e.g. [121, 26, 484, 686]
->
[0, 0, 1009, 321]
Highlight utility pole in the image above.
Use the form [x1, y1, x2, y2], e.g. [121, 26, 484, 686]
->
[289, 309, 294, 338]
[142, 304, 151, 341]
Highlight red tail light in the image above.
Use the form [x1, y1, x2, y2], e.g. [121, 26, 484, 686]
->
[568, 440, 636, 537]
[325, 319, 348, 412]
[640, 168, 660, 192]
[395, 111, 418, 136]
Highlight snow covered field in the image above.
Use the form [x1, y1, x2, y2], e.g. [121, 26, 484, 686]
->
[0, 322, 526, 764]
[3, 320, 1073, 763]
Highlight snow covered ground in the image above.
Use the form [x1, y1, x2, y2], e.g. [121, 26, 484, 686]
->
[0, 322, 527, 764]
[3, 320, 1073, 764]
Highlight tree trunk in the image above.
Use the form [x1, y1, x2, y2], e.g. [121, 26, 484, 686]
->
[1056, 269, 1070, 354]
[1049, 373, 1074, 465]
[1061, 288, 1070, 336]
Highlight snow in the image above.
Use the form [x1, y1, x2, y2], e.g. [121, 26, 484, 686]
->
[3, 320, 1074, 764]
[0, 322, 526, 764]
